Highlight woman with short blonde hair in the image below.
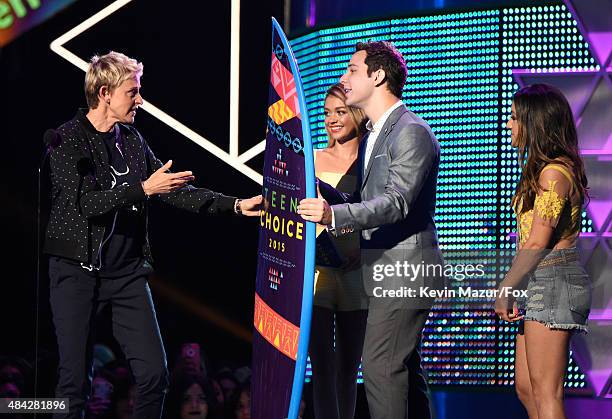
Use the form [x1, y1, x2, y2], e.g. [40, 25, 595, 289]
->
[45, 51, 261, 419]
[84, 51, 143, 109]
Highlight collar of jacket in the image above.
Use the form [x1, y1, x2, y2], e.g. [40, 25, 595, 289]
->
[73, 109, 141, 189]
[362, 104, 409, 185]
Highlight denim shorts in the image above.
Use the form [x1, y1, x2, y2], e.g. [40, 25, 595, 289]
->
[521, 248, 591, 333]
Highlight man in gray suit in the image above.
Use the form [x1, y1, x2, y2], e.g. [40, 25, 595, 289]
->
[298, 41, 442, 418]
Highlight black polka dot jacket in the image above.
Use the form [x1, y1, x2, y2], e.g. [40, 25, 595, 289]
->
[44, 110, 237, 266]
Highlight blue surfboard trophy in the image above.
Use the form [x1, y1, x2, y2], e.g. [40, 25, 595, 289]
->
[251, 17, 316, 419]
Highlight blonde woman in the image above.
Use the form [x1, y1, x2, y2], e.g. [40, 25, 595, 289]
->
[309, 84, 368, 419]
[45, 51, 261, 418]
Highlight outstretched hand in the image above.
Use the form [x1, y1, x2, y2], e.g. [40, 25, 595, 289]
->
[240, 195, 263, 216]
[142, 160, 195, 196]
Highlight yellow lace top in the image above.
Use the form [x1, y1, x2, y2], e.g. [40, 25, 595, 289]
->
[515, 164, 582, 247]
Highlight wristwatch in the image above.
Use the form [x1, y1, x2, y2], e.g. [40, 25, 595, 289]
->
[234, 199, 243, 215]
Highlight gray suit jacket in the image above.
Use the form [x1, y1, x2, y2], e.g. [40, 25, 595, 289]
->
[319, 104, 442, 301]
[321, 104, 440, 248]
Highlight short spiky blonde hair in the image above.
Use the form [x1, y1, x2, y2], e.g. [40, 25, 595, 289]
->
[84, 51, 143, 109]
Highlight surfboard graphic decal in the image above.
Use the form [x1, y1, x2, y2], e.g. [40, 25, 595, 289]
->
[251, 17, 315, 419]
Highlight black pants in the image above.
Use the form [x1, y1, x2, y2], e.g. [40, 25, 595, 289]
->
[309, 307, 368, 419]
[49, 258, 169, 419]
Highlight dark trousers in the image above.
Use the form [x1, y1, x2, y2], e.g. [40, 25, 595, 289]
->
[49, 259, 169, 419]
[361, 306, 432, 419]
[309, 307, 368, 419]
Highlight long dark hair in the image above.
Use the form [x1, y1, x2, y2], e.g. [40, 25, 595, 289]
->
[511, 83, 588, 212]
[163, 372, 220, 419]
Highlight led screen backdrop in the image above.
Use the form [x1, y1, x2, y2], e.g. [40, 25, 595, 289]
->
[291, 1, 596, 389]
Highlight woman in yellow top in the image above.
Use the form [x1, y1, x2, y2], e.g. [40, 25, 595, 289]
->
[495, 83, 590, 419]
[309, 84, 368, 419]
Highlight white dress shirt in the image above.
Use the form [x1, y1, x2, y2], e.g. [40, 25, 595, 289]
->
[362, 100, 403, 174]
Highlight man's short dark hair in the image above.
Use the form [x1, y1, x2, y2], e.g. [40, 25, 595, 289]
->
[355, 41, 407, 99]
